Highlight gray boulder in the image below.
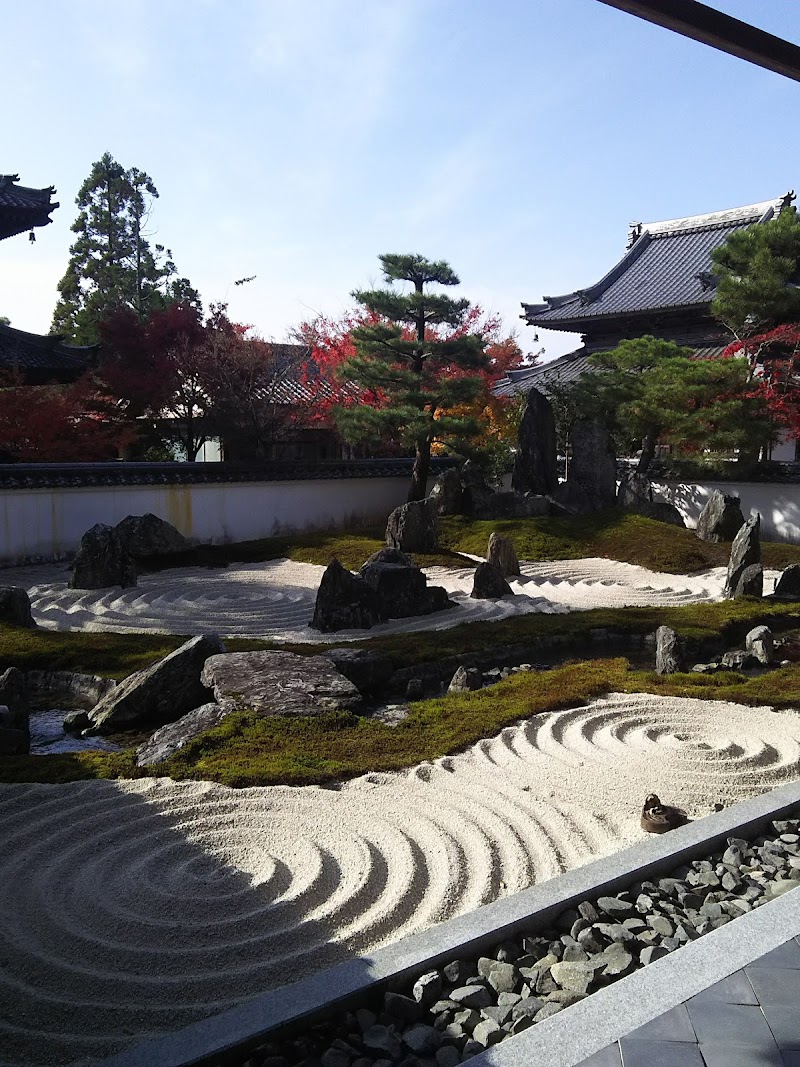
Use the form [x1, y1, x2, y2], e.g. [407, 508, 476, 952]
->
[512, 387, 558, 496]
[487, 533, 520, 576]
[359, 558, 452, 619]
[481, 491, 550, 519]
[114, 513, 189, 558]
[696, 490, 745, 543]
[0, 668, 29, 746]
[746, 625, 773, 665]
[617, 471, 652, 508]
[385, 499, 439, 553]
[448, 666, 483, 693]
[733, 563, 763, 599]
[775, 564, 800, 600]
[136, 703, 229, 767]
[362, 547, 416, 568]
[86, 634, 224, 734]
[569, 418, 617, 510]
[322, 648, 394, 696]
[310, 559, 381, 633]
[656, 626, 682, 674]
[471, 562, 513, 599]
[0, 587, 36, 629]
[635, 500, 686, 528]
[201, 650, 362, 716]
[724, 514, 761, 598]
[70, 524, 137, 590]
[428, 468, 463, 515]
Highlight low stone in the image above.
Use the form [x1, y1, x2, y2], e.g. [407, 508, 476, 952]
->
[733, 564, 763, 599]
[386, 499, 439, 553]
[201, 650, 362, 717]
[70, 524, 137, 590]
[640, 945, 669, 965]
[600, 943, 634, 977]
[362, 1025, 402, 1057]
[745, 625, 773, 666]
[775, 564, 800, 600]
[550, 961, 596, 994]
[0, 727, 28, 755]
[0, 587, 36, 629]
[470, 562, 512, 600]
[88, 634, 224, 734]
[323, 648, 394, 696]
[136, 703, 229, 766]
[485, 961, 518, 994]
[721, 649, 758, 670]
[0, 667, 29, 738]
[486, 533, 520, 577]
[635, 501, 686, 528]
[533, 1002, 564, 1023]
[725, 514, 760, 598]
[402, 1024, 440, 1054]
[597, 896, 636, 920]
[412, 972, 443, 1007]
[471, 1018, 503, 1047]
[696, 490, 745, 543]
[311, 559, 382, 633]
[63, 710, 91, 733]
[406, 678, 424, 701]
[114, 513, 189, 558]
[360, 558, 452, 620]
[655, 626, 682, 674]
[448, 666, 483, 694]
[428, 468, 463, 516]
[449, 986, 492, 1009]
[766, 878, 800, 900]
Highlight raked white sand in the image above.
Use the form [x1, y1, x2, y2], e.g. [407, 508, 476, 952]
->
[9, 556, 770, 639]
[4, 692, 800, 1065]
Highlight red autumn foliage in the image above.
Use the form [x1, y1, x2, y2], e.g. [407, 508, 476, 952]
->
[0, 372, 133, 462]
[724, 324, 800, 439]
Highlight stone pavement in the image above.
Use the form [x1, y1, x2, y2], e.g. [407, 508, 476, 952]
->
[576, 935, 800, 1066]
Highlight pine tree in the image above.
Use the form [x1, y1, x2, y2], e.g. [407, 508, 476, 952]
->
[711, 204, 800, 338]
[336, 254, 488, 500]
[51, 153, 199, 344]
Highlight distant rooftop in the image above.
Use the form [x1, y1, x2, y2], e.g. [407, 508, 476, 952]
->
[523, 193, 795, 332]
[0, 323, 98, 384]
[0, 174, 59, 241]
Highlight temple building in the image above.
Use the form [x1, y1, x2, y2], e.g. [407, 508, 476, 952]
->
[0, 174, 99, 384]
[498, 193, 794, 393]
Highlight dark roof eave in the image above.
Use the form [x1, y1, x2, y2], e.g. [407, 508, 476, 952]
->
[522, 301, 716, 332]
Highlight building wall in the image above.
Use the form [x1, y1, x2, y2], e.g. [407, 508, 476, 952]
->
[0, 476, 409, 564]
[652, 480, 800, 544]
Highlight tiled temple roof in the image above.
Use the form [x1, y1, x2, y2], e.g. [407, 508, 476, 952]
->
[522, 194, 794, 331]
[0, 323, 99, 384]
[0, 175, 59, 241]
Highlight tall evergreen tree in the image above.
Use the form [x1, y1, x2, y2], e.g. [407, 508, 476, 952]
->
[336, 254, 488, 500]
[711, 203, 800, 338]
[51, 153, 199, 344]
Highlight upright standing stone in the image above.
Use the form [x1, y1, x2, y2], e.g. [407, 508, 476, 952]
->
[512, 387, 558, 496]
[695, 490, 745, 543]
[617, 471, 651, 508]
[655, 626, 682, 674]
[746, 625, 773, 665]
[724, 514, 761, 598]
[569, 418, 617, 510]
[385, 499, 439, 553]
[428, 468, 463, 515]
[70, 524, 137, 590]
[471, 562, 513, 599]
[487, 533, 521, 576]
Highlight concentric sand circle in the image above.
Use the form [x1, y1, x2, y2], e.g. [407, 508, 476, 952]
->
[11, 557, 735, 639]
[4, 692, 800, 1064]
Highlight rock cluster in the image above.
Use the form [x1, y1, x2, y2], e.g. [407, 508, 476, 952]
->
[311, 552, 452, 633]
[244, 815, 800, 1065]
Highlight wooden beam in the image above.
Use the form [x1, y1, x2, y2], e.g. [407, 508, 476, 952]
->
[596, 0, 800, 83]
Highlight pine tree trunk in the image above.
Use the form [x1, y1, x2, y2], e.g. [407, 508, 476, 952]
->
[637, 427, 659, 474]
[408, 441, 430, 502]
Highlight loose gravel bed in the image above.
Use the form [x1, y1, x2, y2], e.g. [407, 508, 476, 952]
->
[232, 813, 800, 1067]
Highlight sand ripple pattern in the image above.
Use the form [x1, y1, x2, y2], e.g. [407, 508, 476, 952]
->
[4, 692, 800, 1064]
[12, 557, 735, 640]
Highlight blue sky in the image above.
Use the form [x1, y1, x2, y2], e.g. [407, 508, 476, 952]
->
[3, 0, 799, 361]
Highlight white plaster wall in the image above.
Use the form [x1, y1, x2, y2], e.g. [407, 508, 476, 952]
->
[0, 477, 409, 563]
[652, 480, 800, 544]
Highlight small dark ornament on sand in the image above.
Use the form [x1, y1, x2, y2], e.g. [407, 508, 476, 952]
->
[640, 793, 688, 834]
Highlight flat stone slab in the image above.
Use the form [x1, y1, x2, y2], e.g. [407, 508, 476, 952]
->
[200, 650, 362, 716]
